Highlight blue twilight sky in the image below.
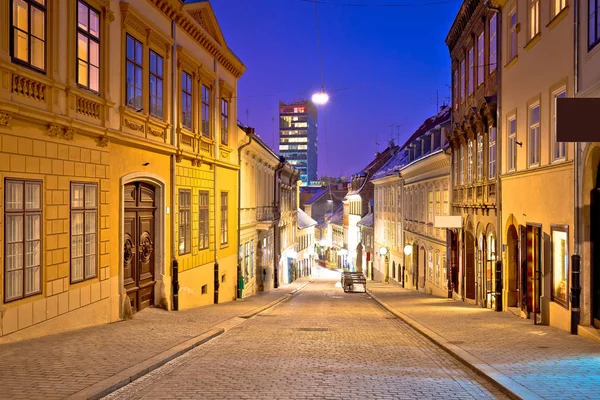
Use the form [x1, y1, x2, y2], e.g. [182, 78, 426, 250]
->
[209, 0, 462, 178]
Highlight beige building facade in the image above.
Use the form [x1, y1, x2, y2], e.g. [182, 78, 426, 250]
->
[499, 0, 574, 331]
[0, 0, 245, 341]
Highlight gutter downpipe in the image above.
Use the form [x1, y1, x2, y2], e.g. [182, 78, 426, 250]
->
[571, 0, 582, 334]
[273, 160, 286, 288]
[485, 0, 502, 312]
[170, 19, 179, 311]
[237, 128, 254, 298]
[213, 59, 219, 305]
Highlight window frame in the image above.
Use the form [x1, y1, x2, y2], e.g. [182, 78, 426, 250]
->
[460, 144, 465, 185]
[460, 59, 465, 103]
[467, 46, 474, 96]
[221, 98, 229, 146]
[10, 0, 47, 74]
[149, 49, 164, 119]
[552, 87, 567, 162]
[178, 189, 191, 255]
[553, 0, 566, 17]
[467, 139, 474, 184]
[509, 8, 518, 61]
[489, 14, 497, 73]
[508, 116, 517, 172]
[125, 33, 143, 111]
[590, 0, 600, 50]
[489, 126, 497, 179]
[550, 224, 569, 308]
[529, 0, 540, 40]
[201, 84, 211, 138]
[477, 133, 484, 181]
[76, 0, 101, 93]
[528, 103, 541, 167]
[221, 192, 229, 245]
[198, 190, 209, 250]
[181, 70, 193, 130]
[4, 178, 43, 303]
[70, 182, 98, 284]
[477, 32, 484, 86]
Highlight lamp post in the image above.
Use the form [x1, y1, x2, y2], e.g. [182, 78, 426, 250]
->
[379, 246, 389, 283]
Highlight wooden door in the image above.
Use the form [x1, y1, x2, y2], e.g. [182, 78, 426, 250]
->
[466, 232, 475, 300]
[123, 182, 156, 313]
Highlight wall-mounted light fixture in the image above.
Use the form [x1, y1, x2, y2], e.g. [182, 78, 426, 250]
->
[515, 141, 523, 147]
[403, 244, 413, 256]
[379, 247, 388, 256]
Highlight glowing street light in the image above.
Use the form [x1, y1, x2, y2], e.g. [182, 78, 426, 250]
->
[404, 244, 413, 256]
[311, 89, 329, 105]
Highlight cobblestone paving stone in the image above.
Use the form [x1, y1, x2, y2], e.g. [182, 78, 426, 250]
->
[104, 277, 508, 400]
[0, 280, 307, 400]
[367, 282, 600, 400]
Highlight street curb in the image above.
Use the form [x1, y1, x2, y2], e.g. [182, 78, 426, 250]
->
[366, 289, 543, 400]
[238, 280, 311, 319]
[66, 328, 225, 400]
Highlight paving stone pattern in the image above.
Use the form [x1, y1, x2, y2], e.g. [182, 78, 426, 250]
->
[0, 281, 306, 400]
[368, 282, 600, 400]
[105, 279, 507, 400]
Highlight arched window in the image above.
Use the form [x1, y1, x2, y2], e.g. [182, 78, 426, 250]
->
[428, 250, 434, 282]
[435, 250, 441, 286]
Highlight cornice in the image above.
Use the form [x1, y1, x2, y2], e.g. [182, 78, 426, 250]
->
[445, 0, 482, 52]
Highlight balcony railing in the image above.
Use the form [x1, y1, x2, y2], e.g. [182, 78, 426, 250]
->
[257, 206, 279, 222]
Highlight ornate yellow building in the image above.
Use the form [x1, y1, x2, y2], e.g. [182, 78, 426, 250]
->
[0, 0, 244, 341]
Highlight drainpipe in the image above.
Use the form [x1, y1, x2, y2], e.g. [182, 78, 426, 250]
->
[485, 0, 502, 312]
[273, 160, 285, 288]
[237, 128, 254, 298]
[170, 19, 179, 311]
[571, 0, 581, 334]
[213, 59, 219, 304]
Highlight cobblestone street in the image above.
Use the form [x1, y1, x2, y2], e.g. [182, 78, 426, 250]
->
[104, 275, 507, 400]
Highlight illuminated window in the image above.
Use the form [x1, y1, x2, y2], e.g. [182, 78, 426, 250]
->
[509, 9, 517, 60]
[428, 191, 433, 223]
[453, 68, 458, 109]
[553, 88, 567, 161]
[508, 117, 517, 172]
[528, 103, 540, 166]
[70, 182, 98, 283]
[199, 191, 209, 250]
[590, 0, 600, 48]
[477, 134, 483, 181]
[126, 34, 143, 110]
[77, 1, 100, 92]
[460, 145, 465, 185]
[4, 179, 42, 302]
[489, 127, 497, 179]
[436, 190, 441, 216]
[221, 192, 228, 245]
[468, 140, 473, 183]
[11, 0, 46, 72]
[460, 60, 465, 102]
[428, 251, 433, 281]
[221, 99, 229, 145]
[551, 226, 569, 306]
[181, 71, 192, 130]
[435, 251, 441, 286]
[443, 190, 449, 215]
[202, 85, 210, 138]
[178, 189, 191, 255]
[149, 50, 163, 118]
[477, 32, 484, 85]
[468, 47, 474, 95]
[529, 0, 540, 39]
[489, 14, 497, 73]
[554, 0, 566, 16]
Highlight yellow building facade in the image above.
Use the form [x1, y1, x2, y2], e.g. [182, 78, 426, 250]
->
[499, 0, 574, 331]
[0, 0, 244, 342]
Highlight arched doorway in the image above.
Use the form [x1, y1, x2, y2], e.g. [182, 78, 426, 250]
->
[465, 232, 476, 300]
[506, 225, 519, 308]
[591, 161, 600, 327]
[391, 261, 396, 280]
[477, 232, 485, 306]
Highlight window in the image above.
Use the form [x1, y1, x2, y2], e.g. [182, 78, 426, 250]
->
[126, 34, 143, 110]
[149, 50, 164, 118]
[199, 191, 209, 250]
[428, 251, 433, 281]
[70, 183, 98, 283]
[453, 68, 459, 109]
[529, 0, 540, 39]
[508, 117, 517, 171]
[489, 127, 497, 179]
[221, 99, 229, 145]
[435, 251, 441, 286]
[11, 0, 46, 72]
[468, 47, 474, 95]
[477, 134, 483, 181]
[468, 140, 473, 184]
[181, 71, 192, 130]
[551, 226, 569, 306]
[453, 151, 459, 184]
[76, 1, 100, 92]
[460, 145, 465, 185]
[221, 192, 228, 245]
[477, 32, 484, 86]
[428, 191, 433, 222]
[460, 60, 465, 102]
[443, 190, 449, 215]
[554, 0, 566, 16]
[553, 89, 567, 161]
[489, 14, 497, 73]
[435, 191, 441, 216]
[244, 242, 250, 278]
[178, 189, 191, 255]
[4, 179, 42, 302]
[250, 239, 255, 278]
[590, 0, 600, 49]
[202, 84, 210, 138]
[509, 9, 517, 60]
[443, 257, 448, 289]
[529, 104, 541, 166]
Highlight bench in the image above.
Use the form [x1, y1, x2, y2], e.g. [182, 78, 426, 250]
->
[341, 271, 367, 293]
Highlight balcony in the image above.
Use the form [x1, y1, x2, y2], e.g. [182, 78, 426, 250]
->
[256, 206, 279, 231]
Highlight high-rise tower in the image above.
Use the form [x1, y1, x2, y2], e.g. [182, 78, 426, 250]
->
[278, 99, 318, 186]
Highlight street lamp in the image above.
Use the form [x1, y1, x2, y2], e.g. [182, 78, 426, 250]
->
[403, 244, 413, 256]
[311, 89, 329, 105]
[379, 247, 388, 256]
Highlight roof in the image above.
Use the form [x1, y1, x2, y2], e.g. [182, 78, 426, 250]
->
[357, 213, 374, 228]
[297, 208, 317, 229]
[329, 203, 344, 226]
[372, 106, 451, 180]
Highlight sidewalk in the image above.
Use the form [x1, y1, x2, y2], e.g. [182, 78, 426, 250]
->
[0, 278, 310, 400]
[367, 282, 600, 400]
